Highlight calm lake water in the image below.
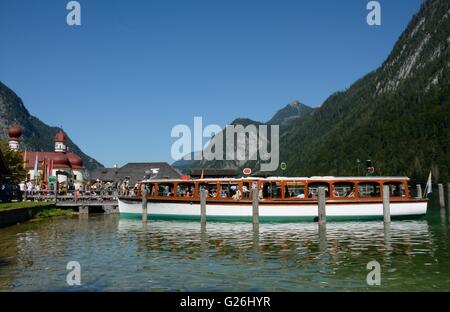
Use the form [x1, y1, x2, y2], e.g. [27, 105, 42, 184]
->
[0, 194, 449, 291]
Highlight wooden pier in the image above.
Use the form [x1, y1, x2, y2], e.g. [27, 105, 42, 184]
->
[25, 194, 119, 214]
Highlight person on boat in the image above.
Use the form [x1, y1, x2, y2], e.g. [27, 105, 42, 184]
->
[242, 185, 249, 198]
[393, 186, 401, 196]
[347, 190, 355, 198]
[232, 189, 242, 200]
[308, 189, 315, 198]
[296, 193, 305, 198]
[258, 189, 264, 200]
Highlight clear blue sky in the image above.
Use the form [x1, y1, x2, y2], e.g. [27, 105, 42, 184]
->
[0, 0, 423, 167]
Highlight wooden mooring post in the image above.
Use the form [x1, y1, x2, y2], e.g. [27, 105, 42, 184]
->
[141, 188, 148, 223]
[383, 185, 391, 224]
[318, 187, 326, 224]
[416, 184, 422, 199]
[200, 188, 206, 225]
[438, 184, 445, 208]
[252, 184, 259, 225]
[318, 223, 327, 253]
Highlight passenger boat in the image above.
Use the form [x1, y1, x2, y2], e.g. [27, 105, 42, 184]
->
[118, 176, 427, 221]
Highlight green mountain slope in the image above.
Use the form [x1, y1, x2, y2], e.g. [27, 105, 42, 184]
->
[267, 100, 313, 126]
[172, 101, 314, 172]
[180, 0, 449, 183]
[279, 0, 450, 182]
[0, 81, 103, 171]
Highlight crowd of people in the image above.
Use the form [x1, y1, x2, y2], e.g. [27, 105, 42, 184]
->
[17, 178, 137, 198]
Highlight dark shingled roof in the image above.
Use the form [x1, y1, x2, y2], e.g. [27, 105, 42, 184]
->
[90, 162, 181, 185]
[90, 168, 119, 182]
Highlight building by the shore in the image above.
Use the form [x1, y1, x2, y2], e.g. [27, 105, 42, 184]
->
[7, 124, 85, 189]
[91, 162, 181, 186]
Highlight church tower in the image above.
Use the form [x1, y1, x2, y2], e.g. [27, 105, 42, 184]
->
[55, 130, 67, 153]
[8, 124, 22, 151]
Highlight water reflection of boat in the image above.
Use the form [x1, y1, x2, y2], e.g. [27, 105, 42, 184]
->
[117, 219, 430, 241]
[117, 219, 431, 265]
[118, 177, 427, 221]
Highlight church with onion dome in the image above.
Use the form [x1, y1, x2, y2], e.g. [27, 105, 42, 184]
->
[7, 123, 85, 189]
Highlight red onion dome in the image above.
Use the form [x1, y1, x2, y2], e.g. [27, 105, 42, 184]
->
[8, 124, 22, 139]
[55, 130, 67, 142]
[53, 153, 71, 168]
[67, 153, 83, 168]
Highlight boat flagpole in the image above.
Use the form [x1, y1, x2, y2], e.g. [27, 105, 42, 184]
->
[424, 170, 432, 198]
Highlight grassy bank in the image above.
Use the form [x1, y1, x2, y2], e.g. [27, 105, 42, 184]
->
[0, 202, 71, 228]
[35, 208, 72, 218]
[0, 201, 54, 211]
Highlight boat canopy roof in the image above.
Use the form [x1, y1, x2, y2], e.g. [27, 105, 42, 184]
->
[139, 176, 410, 183]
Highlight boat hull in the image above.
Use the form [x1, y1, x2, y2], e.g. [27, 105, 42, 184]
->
[118, 198, 427, 221]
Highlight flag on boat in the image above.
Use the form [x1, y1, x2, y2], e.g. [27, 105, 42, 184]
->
[424, 171, 432, 198]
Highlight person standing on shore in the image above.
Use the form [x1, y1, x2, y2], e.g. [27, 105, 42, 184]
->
[26, 181, 33, 195]
[19, 181, 26, 197]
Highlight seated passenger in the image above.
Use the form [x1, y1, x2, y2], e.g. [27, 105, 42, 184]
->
[297, 193, 305, 198]
[258, 189, 264, 200]
[393, 187, 401, 196]
[347, 191, 355, 198]
[232, 189, 242, 200]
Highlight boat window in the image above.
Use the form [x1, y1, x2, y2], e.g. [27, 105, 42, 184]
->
[284, 183, 305, 199]
[242, 182, 251, 199]
[384, 182, 405, 197]
[158, 183, 174, 196]
[358, 182, 380, 197]
[333, 182, 355, 198]
[219, 183, 241, 199]
[142, 183, 155, 196]
[198, 183, 218, 198]
[307, 183, 330, 198]
[176, 183, 195, 197]
[262, 182, 282, 199]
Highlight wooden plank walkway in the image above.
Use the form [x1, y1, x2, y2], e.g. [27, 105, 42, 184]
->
[25, 195, 119, 211]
